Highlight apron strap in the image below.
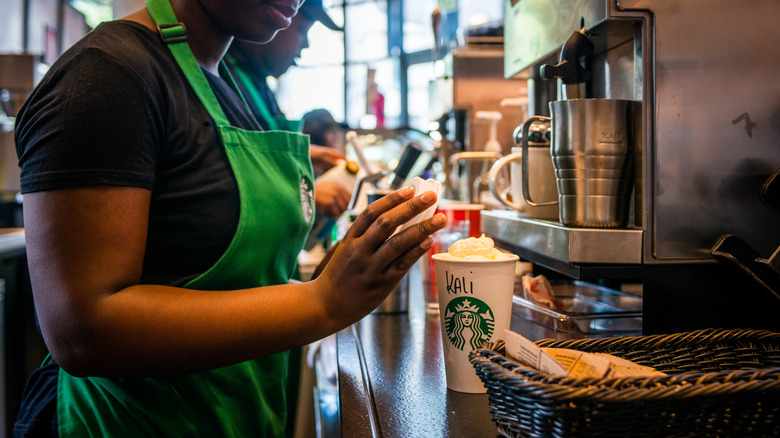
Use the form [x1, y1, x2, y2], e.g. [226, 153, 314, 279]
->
[218, 58, 254, 116]
[145, 0, 231, 127]
[225, 55, 281, 131]
[224, 53, 281, 131]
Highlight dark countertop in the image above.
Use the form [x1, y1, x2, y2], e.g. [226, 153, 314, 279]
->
[0, 228, 24, 258]
[334, 265, 498, 438]
[1, 228, 37, 438]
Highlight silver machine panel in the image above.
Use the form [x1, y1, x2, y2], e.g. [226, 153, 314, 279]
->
[495, 0, 780, 333]
[498, 0, 780, 265]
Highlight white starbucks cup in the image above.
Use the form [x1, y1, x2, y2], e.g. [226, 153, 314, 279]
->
[432, 252, 519, 393]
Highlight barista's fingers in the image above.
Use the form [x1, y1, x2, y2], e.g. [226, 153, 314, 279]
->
[375, 213, 446, 264]
[387, 237, 434, 274]
[352, 189, 438, 247]
[348, 186, 415, 238]
[366, 193, 439, 244]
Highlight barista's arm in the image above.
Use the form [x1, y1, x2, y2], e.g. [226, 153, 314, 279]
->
[24, 185, 443, 377]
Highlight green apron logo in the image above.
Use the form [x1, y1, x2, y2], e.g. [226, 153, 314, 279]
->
[300, 176, 314, 223]
[443, 297, 495, 351]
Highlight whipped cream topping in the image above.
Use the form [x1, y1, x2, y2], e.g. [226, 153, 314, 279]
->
[438, 234, 516, 261]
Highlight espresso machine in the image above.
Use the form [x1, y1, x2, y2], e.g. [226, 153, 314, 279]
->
[483, 0, 780, 333]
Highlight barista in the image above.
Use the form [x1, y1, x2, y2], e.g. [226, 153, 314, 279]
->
[224, 0, 350, 218]
[13, 0, 445, 436]
[224, 0, 340, 132]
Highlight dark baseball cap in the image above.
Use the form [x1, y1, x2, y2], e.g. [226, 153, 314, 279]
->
[302, 108, 349, 131]
[299, 0, 342, 32]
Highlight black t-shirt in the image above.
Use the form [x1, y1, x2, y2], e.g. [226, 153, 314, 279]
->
[16, 20, 262, 286]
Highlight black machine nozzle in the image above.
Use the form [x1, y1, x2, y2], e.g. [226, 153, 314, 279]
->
[386, 142, 423, 189]
[540, 29, 594, 85]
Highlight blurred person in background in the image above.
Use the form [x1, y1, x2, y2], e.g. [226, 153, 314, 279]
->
[302, 108, 350, 155]
[224, 0, 340, 132]
[224, 0, 351, 219]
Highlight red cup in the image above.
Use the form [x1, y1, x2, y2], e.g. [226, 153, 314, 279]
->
[422, 202, 485, 314]
[435, 202, 485, 238]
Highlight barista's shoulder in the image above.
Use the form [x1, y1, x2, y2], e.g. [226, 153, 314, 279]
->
[57, 20, 178, 81]
[44, 20, 188, 102]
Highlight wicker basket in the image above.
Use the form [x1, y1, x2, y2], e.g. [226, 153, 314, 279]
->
[469, 328, 780, 437]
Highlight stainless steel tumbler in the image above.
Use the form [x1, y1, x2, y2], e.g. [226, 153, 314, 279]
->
[523, 98, 638, 228]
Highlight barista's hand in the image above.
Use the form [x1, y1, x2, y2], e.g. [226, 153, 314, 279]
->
[314, 186, 446, 320]
[315, 182, 352, 218]
[312, 241, 338, 281]
[310, 145, 346, 175]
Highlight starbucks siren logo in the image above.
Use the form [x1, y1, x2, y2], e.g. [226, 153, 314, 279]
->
[300, 176, 314, 223]
[443, 297, 495, 351]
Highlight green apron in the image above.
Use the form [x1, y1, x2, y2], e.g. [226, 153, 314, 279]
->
[56, 0, 314, 436]
[223, 53, 302, 132]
